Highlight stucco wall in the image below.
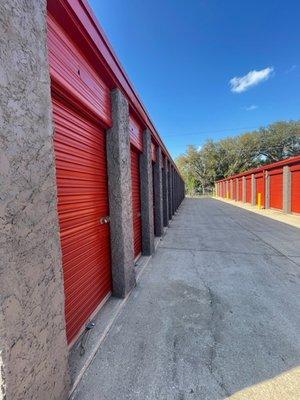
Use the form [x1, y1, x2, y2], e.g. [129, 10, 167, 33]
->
[107, 89, 136, 298]
[0, 1, 70, 399]
[140, 129, 155, 255]
[153, 147, 164, 236]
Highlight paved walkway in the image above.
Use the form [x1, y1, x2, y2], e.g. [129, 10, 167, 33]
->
[215, 196, 300, 229]
[72, 198, 300, 400]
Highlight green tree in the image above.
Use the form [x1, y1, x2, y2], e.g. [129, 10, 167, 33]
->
[258, 121, 300, 162]
[176, 120, 300, 195]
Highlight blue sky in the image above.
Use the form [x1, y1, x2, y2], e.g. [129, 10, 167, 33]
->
[89, 0, 300, 159]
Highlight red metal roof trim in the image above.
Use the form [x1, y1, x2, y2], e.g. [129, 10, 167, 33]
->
[48, 0, 181, 177]
[217, 155, 300, 183]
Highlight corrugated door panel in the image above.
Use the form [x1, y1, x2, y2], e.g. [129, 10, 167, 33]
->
[53, 97, 112, 344]
[131, 148, 142, 258]
[255, 174, 265, 207]
[269, 169, 283, 210]
[129, 114, 143, 151]
[232, 180, 236, 200]
[246, 176, 251, 203]
[48, 16, 111, 126]
[238, 178, 243, 200]
[291, 166, 300, 213]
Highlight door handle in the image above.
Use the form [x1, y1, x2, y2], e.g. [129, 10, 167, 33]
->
[99, 216, 110, 225]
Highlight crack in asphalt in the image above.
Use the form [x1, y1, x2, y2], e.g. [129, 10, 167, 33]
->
[190, 250, 231, 398]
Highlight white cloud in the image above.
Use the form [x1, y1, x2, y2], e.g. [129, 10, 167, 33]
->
[230, 67, 274, 93]
[244, 104, 258, 111]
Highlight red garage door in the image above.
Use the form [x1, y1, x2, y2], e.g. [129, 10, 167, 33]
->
[228, 181, 232, 199]
[131, 147, 142, 259]
[269, 169, 283, 210]
[232, 179, 237, 200]
[291, 165, 300, 213]
[238, 178, 243, 201]
[255, 173, 265, 207]
[53, 98, 112, 345]
[246, 176, 251, 203]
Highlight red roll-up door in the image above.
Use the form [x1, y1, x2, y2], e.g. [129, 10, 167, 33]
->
[53, 97, 112, 345]
[238, 178, 243, 201]
[232, 179, 236, 200]
[269, 169, 283, 210]
[291, 165, 300, 213]
[131, 147, 142, 258]
[229, 181, 232, 199]
[255, 173, 265, 207]
[246, 176, 251, 203]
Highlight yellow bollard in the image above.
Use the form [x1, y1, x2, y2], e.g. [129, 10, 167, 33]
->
[257, 192, 262, 210]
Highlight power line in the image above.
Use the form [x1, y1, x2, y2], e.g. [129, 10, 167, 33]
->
[162, 125, 260, 138]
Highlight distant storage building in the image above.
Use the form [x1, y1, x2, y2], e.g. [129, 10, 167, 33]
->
[216, 156, 300, 214]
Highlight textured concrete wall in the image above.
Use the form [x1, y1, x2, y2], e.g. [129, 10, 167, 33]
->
[175, 173, 178, 209]
[140, 129, 154, 255]
[0, 1, 70, 399]
[170, 167, 174, 215]
[153, 147, 163, 236]
[107, 89, 136, 297]
[168, 164, 172, 220]
[162, 158, 169, 227]
[283, 166, 291, 213]
[173, 170, 176, 213]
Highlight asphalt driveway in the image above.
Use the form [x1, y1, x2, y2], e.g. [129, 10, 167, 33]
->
[72, 198, 300, 400]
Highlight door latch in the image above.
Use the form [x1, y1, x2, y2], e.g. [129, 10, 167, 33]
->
[100, 216, 110, 225]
